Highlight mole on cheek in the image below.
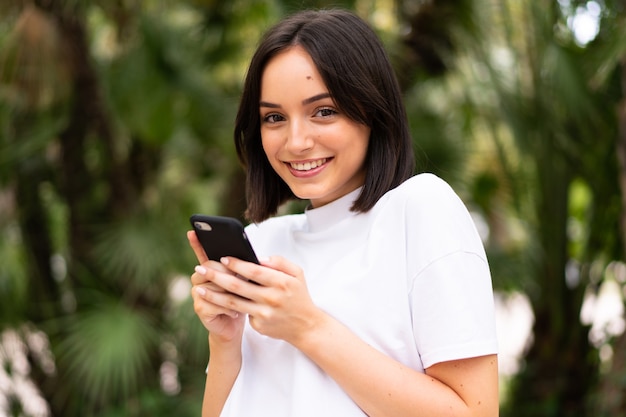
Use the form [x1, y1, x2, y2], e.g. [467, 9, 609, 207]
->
[306, 76, 312, 80]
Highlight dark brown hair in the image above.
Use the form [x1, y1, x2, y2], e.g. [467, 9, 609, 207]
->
[235, 9, 414, 223]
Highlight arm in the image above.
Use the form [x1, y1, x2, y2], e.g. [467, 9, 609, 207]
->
[199, 255, 499, 417]
[292, 311, 498, 417]
[187, 231, 245, 417]
[202, 334, 242, 417]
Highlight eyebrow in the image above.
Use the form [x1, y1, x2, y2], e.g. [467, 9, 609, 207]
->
[259, 93, 332, 108]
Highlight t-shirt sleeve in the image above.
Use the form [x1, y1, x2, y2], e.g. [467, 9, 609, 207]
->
[410, 251, 498, 368]
[401, 174, 498, 368]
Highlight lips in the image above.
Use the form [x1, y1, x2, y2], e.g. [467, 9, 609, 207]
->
[288, 158, 328, 171]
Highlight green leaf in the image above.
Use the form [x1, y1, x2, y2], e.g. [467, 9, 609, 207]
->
[0, 224, 28, 324]
[57, 299, 159, 403]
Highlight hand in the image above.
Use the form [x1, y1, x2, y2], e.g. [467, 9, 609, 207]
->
[208, 255, 325, 345]
[188, 231, 245, 343]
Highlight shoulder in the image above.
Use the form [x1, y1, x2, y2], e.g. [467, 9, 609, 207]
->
[380, 173, 486, 259]
[380, 173, 466, 215]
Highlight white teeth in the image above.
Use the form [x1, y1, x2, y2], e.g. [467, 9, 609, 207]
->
[290, 158, 327, 171]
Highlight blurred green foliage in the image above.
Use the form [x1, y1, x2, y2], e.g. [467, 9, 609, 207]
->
[0, 0, 625, 416]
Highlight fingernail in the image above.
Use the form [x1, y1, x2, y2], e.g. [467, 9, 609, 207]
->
[220, 257, 230, 265]
[259, 256, 270, 263]
[195, 286, 207, 296]
[195, 265, 207, 275]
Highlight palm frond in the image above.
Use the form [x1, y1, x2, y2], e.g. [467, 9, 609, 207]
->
[92, 210, 187, 290]
[57, 299, 159, 404]
[0, 224, 28, 325]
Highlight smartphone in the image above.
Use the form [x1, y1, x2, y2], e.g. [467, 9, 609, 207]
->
[190, 214, 259, 264]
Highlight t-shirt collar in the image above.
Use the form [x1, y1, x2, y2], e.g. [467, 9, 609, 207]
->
[304, 187, 362, 233]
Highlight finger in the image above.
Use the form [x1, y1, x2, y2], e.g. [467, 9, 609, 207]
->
[258, 255, 303, 280]
[191, 262, 235, 286]
[220, 257, 273, 287]
[195, 279, 256, 316]
[194, 280, 225, 293]
[192, 285, 240, 318]
[191, 265, 213, 286]
[187, 230, 208, 264]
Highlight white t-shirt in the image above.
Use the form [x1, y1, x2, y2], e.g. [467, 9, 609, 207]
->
[219, 173, 498, 416]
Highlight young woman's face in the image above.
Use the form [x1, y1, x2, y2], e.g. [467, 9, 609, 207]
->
[259, 46, 371, 209]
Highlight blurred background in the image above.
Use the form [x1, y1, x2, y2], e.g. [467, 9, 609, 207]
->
[0, 0, 624, 416]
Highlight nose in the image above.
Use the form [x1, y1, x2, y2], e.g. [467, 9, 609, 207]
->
[285, 119, 314, 154]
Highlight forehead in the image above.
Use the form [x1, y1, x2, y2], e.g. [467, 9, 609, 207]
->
[260, 46, 328, 97]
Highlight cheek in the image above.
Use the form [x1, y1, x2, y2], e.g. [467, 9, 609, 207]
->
[345, 127, 370, 156]
[260, 131, 272, 155]
[261, 134, 272, 157]
[261, 135, 281, 167]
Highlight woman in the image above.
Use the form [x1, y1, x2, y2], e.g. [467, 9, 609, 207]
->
[189, 9, 499, 417]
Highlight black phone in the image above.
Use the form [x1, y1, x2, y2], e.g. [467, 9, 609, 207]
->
[190, 214, 259, 264]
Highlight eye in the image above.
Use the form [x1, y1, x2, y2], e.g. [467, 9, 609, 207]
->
[263, 113, 285, 124]
[315, 107, 337, 118]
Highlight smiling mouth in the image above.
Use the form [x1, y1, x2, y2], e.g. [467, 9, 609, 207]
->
[288, 158, 328, 171]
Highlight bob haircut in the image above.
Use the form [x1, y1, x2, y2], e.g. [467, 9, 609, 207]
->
[235, 9, 415, 223]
